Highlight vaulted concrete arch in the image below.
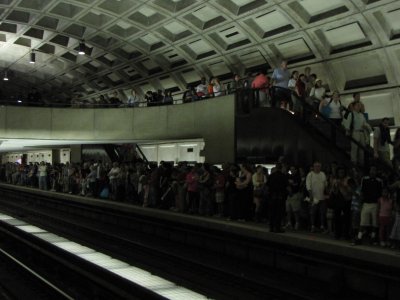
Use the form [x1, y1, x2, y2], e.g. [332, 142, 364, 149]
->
[0, 0, 399, 106]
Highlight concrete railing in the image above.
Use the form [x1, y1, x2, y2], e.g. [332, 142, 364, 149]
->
[0, 95, 235, 163]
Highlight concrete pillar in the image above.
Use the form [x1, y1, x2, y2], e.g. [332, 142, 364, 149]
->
[70, 145, 82, 163]
[52, 149, 60, 164]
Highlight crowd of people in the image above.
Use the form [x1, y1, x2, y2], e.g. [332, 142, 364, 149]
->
[5, 61, 391, 171]
[1, 158, 400, 250]
[232, 61, 397, 170]
[1, 59, 382, 167]
[2, 60, 400, 252]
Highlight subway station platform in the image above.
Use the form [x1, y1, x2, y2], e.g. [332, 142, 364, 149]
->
[1, 183, 400, 300]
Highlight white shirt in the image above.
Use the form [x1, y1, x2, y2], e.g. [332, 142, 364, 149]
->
[108, 167, 120, 180]
[327, 100, 342, 119]
[288, 78, 297, 89]
[196, 84, 208, 95]
[252, 173, 266, 190]
[38, 165, 47, 177]
[127, 94, 140, 107]
[306, 171, 327, 203]
[310, 87, 326, 101]
[213, 84, 222, 97]
[342, 111, 370, 131]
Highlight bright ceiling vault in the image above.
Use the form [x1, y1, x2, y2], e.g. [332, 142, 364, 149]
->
[0, 0, 400, 103]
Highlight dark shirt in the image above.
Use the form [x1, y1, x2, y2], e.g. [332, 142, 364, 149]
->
[288, 173, 301, 193]
[267, 171, 288, 195]
[109, 97, 121, 107]
[27, 91, 42, 104]
[295, 79, 306, 99]
[361, 176, 383, 203]
[163, 96, 173, 105]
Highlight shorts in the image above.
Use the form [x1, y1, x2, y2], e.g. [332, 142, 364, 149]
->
[360, 203, 378, 227]
[215, 192, 224, 203]
[286, 192, 302, 212]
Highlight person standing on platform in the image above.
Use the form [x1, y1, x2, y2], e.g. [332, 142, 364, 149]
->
[226, 165, 239, 220]
[377, 187, 393, 247]
[266, 163, 288, 232]
[330, 167, 352, 239]
[38, 161, 48, 191]
[213, 167, 225, 217]
[198, 163, 213, 216]
[186, 166, 199, 214]
[306, 161, 328, 232]
[235, 164, 253, 221]
[252, 165, 267, 222]
[348, 178, 362, 242]
[354, 166, 383, 245]
[108, 162, 121, 200]
[285, 166, 302, 230]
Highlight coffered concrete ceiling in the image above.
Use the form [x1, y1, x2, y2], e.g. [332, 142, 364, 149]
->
[0, 0, 400, 103]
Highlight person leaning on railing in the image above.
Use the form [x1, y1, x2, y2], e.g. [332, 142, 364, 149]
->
[342, 101, 372, 166]
[251, 71, 270, 107]
[373, 118, 392, 167]
[319, 90, 345, 144]
[294, 73, 307, 115]
[182, 85, 198, 103]
[127, 88, 140, 107]
[271, 60, 291, 109]
[162, 90, 173, 105]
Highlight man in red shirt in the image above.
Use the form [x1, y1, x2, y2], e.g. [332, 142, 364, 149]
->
[251, 71, 270, 107]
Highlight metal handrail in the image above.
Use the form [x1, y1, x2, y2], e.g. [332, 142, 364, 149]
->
[269, 86, 393, 171]
[135, 144, 150, 168]
[0, 89, 232, 108]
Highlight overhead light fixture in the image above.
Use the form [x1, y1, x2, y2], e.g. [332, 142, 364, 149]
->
[78, 41, 86, 55]
[3, 71, 8, 81]
[30, 51, 36, 64]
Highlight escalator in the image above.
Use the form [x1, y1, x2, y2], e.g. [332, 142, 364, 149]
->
[235, 107, 351, 167]
[102, 144, 150, 165]
[234, 87, 392, 171]
[103, 144, 120, 162]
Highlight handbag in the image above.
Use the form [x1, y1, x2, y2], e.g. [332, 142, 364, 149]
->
[99, 187, 109, 199]
[320, 104, 331, 118]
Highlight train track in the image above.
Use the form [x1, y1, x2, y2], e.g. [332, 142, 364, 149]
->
[0, 244, 72, 300]
[0, 184, 392, 300]
[0, 212, 173, 300]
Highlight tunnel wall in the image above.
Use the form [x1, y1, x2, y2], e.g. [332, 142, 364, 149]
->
[0, 96, 235, 163]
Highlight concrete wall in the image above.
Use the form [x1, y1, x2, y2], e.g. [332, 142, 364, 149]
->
[2, 149, 70, 164]
[0, 96, 235, 163]
[140, 139, 205, 164]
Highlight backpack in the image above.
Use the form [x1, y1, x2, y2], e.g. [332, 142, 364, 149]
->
[99, 186, 109, 199]
[320, 98, 342, 118]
